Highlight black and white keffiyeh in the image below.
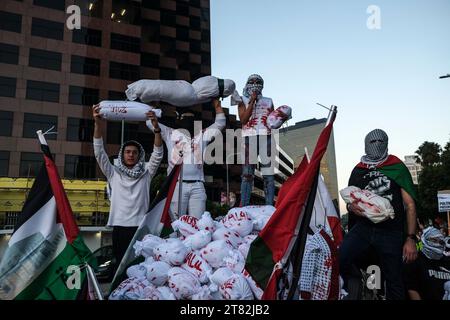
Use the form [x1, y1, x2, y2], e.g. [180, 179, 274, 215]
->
[421, 226, 445, 260]
[242, 74, 264, 98]
[361, 129, 389, 166]
[116, 140, 146, 179]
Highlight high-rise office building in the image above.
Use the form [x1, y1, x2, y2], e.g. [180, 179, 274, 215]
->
[279, 118, 339, 206]
[0, 0, 213, 179]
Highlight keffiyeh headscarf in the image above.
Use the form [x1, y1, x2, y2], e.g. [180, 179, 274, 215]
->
[361, 129, 389, 166]
[242, 74, 264, 98]
[421, 226, 445, 260]
[116, 140, 146, 179]
[444, 236, 450, 257]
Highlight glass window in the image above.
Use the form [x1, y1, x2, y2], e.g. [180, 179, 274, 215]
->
[142, 19, 160, 42]
[20, 152, 45, 177]
[110, 33, 140, 53]
[142, 0, 160, 9]
[111, 0, 141, 25]
[67, 117, 94, 142]
[0, 111, 13, 137]
[109, 61, 139, 81]
[0, 76, 16, 97]
[68, 86, 99, 106]
[160, 68, 176, 80]
[0, 151, 10, 176]
[0, 43, 19, 65]
[201, 52, 210, 65]
[201, 7, 209, 22]
[29, 48, 62, 71]
[160, 10, 176, 27]
[26, 80, 59, 102]
[141, 52, 159, 68]
[0, 11, 22, 33]
[64, 155, 96, 179]
[108, 90, 126, 100]
[176, 2, 189, 15]
[201, 30, 210, 43]
[190, 41, 201, 54]
[74, 0, 103, 18]
[106, 122, 139, 145]
[176, 27, 189, 41]
[72, 28, 102, 47]
[70, 55, 100, 76]
[23, 113, 57, 140]
[190, 17, 201, 30]
[33, 0, 65, 11]
[160, 36, 176, 58]
[31, 18, 64, 40]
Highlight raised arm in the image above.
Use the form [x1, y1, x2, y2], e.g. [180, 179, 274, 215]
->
[92, 104, 114, 180]
[145, 111, 163, 178]
[238, 92, 257, 126]
[146, 112, 171, 143]
[203, 99, 226, 142]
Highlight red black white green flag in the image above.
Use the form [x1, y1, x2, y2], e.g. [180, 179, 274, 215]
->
[245, 109, 337, 300]
[0, 131, 95, 300]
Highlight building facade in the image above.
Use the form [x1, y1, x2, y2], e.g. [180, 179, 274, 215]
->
[0, 0, 293, 257]
[0, 0, 214, 253]
[404, 155, 422, 185]
[279, 118, 339, 207]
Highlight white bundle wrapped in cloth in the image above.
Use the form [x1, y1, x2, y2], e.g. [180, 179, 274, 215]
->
[125, 76, 236, 106]
[98, 100, 161, 121]
[111, 207, 289, 300]
[267, 105, 292, 129]
[340, 186, 395, 223]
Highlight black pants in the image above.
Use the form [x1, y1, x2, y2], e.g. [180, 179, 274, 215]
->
[339, 222, 405, 300]
[112, 226, 138, 272]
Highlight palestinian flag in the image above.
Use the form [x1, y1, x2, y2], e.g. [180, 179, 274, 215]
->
[246, 109, 337, 300]
[356, 155, 417, 201]
[110, 164, 181, 292]
[0, 132, 95, 300]
[276, 159, 343, 247]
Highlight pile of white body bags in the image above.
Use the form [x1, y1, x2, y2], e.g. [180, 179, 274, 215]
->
[109, 206, 276, 300]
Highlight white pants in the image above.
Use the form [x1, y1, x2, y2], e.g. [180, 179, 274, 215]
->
[170, 181, 207, 219]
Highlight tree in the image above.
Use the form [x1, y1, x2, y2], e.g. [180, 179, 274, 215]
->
[415, 139, 450, 222]
[415, 141, 442, 166]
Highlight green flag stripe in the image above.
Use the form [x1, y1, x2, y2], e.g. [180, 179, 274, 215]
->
[245, 237, 275, 289]
[379, 162, 418, 201]
[16, 235, 94, 300]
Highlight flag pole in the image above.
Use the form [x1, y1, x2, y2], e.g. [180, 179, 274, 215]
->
[285, 107, 337, 300]
[86, 263, 104, 300]
[177, 151, 184, 218]
[304, 147, 328, 230]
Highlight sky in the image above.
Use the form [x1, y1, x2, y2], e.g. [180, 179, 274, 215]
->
[209, 0, 450, 210]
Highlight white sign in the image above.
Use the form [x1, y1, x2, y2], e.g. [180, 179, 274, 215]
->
[438, 193, 450, 212]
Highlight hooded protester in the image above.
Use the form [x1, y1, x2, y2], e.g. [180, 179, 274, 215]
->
[404, 227, 450, 300]
[146, 98, 225, 219]
[339, 129, 418, 300]
[237, 74, 277, 206]
[92, 104, 163, 271]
